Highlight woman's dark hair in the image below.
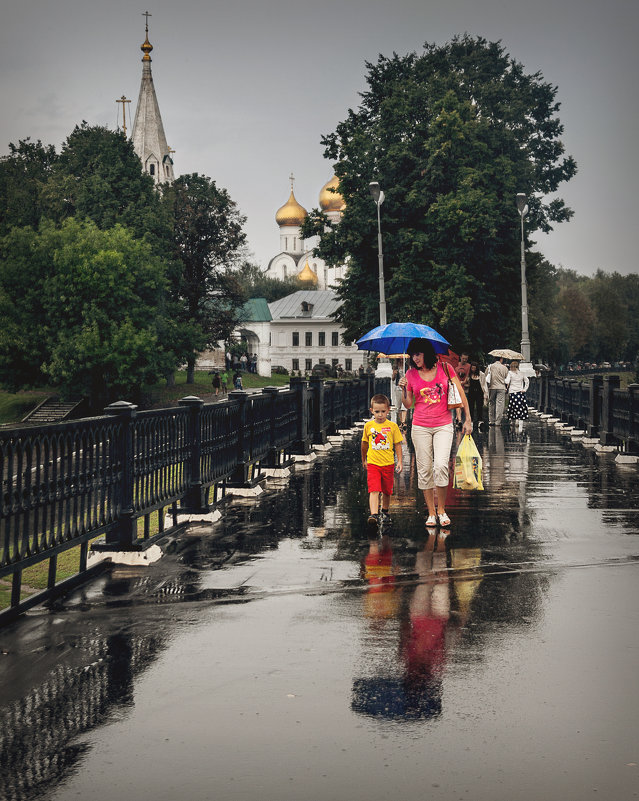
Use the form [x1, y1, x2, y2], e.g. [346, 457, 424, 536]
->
[407, 338, 438, 370]
[469, 361, 479, 375]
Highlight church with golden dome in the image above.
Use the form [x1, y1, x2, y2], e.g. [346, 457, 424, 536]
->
[265, 174, 348, 290]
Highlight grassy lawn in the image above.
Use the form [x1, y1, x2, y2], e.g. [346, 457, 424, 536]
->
[0, 371, 291, 425]
[1, 508, 173, 610]
[135, 370, 290, 408]
[0, 389, 52, 425]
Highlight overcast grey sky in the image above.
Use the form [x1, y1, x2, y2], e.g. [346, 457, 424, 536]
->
[1, 0, 637, 276]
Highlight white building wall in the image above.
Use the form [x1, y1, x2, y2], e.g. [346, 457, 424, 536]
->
[269, 320, 367, 373]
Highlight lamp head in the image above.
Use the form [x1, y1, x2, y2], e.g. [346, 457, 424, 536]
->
[516, 193, 528, 217]
[369, 181, 384, 205]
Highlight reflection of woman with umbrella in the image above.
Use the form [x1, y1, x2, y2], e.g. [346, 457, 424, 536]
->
[399, 339, 472, 527]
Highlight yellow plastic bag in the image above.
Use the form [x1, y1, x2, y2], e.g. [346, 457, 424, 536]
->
[453, 434, 484, 491]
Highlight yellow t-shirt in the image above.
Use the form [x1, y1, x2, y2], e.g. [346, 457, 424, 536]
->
[362, 419, 403, 466]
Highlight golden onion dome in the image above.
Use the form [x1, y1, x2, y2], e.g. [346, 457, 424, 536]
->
[141, 35, 153, 61]
[275, 189, 307, 227]
[319, 175, 345, 212]
[298, 260, 318, 285]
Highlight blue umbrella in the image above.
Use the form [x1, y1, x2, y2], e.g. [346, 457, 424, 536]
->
[356, 322, 450, 356]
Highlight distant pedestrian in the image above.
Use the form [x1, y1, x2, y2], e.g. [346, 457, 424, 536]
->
[455, 352, 471, 429]
[211, 371, 221, 397]
[240, 353, 248, 371]
[505, 361, 529, 433]
[220, 370, 229, 394]
[233, 371, 243, 390]
[225, 350, 232, 370]
[486, 356, 509, 426]
[466, 362, 488, 429]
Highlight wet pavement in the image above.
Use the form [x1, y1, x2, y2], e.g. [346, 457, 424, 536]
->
[0, 416, 638, 801]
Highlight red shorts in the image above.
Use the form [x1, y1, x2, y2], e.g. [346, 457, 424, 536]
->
[367, 463, 395, 495]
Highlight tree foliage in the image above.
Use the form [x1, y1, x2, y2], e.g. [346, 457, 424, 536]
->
[302, 35, 577, 351]
[0, 139, 57, 238]
[161, 173, 248, 379]
[234, 261, 309, 303]
[0, 219, 174, 405]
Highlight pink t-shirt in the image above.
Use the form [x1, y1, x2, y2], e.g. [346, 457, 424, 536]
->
[406, 363, 452, 428]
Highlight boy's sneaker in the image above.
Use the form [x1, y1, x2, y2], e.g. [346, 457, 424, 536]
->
[367, 514, 378, 526]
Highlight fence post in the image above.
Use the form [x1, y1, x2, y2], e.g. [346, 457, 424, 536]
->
[599, 375, 621, 446]
[627, 384, 639, 453]
[228, 390, 251, 484]
[178, 396, 207, 512]
[103, 400, 138, 549]
[310, 376, 327, 445]
[290, 376, 311, 454]
[587, 375, 603, 437]
[542, 371, 552, 414]
[262, 386, 283, 466]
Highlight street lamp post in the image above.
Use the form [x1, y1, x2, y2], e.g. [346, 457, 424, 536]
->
[516, 193, 532, 367]
[369, 181, 392, 379]
[369, 181, 387, 327]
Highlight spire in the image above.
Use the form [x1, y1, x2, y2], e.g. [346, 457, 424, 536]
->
[131, 12, 175, 185]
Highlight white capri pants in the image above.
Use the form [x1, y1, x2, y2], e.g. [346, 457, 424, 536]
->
[411, 422, 455, 490]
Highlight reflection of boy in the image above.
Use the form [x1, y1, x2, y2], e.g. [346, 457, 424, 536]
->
[361, 394, 403, 523]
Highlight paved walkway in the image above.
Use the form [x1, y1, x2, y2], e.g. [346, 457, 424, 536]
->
[0, 414, 638, 801]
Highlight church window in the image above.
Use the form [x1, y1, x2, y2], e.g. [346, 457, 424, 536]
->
[332, 332, 339, 347]
[305, 332, 312, 347]
[318, 332, 325, 347]
[292, 359, 300, 371]
[292, 332, 299, 347]
[332, 359, 339, 368]
[345, 359, 352, 371]
[305, 359, 312, 371]
[149, 163, 155, 176]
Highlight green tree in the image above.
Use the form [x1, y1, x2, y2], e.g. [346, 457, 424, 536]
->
[235, 260, 307, 303]
[0, 218, 174, 406]
[0, 138, 57, 237]
[302, 35, 577, 351]
[585, 270, 630, 361]
[161, 173, 247, 382]
[41, 122, 163, 237]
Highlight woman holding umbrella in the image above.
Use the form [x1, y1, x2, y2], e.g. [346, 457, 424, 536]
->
[399, 339, 472, 527]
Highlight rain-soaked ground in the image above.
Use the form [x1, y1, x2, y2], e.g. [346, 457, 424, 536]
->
[0, 415, 638, 801]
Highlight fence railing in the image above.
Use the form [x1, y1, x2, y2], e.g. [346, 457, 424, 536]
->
[0, 375, 386, 625]
[528, 373, 639, 450]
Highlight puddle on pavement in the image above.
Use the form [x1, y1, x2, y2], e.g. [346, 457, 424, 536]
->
[1, 420, 638, 801]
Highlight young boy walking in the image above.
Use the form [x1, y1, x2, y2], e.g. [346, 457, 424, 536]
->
[361, 394, 404, 526]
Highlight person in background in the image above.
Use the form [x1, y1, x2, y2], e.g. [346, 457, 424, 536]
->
[505, 360, 530, 433]
[455, 352, 471, 429]
[220, 369, 229, 394]
[486, 356, 509, 426]
[398, 339, 472, 528]
[466, 362, 488, 429]
[233, 371, 243, 390]
[211, 371, 221, 397]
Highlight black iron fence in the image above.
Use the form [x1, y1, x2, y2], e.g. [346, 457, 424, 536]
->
[0, 375, 387, 625]
[528, 373, 639, 450]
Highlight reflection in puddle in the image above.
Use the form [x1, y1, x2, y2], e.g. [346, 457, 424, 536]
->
[353, 531, 483, 721]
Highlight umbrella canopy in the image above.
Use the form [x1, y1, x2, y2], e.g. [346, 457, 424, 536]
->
[356, 322, 450, 356]
[438, 348, 460, 368]
[489, 348, 525, 361]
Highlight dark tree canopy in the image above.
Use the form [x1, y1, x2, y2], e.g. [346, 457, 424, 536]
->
[161, 173, 248, 379]
[0, 139, 57, 238]
[302, 35, 577, 352]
